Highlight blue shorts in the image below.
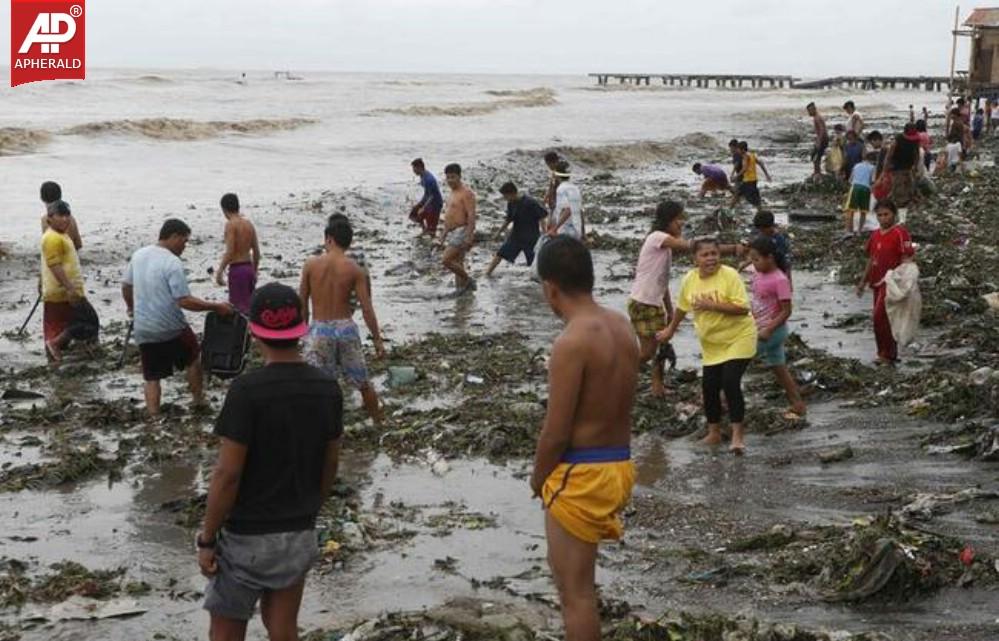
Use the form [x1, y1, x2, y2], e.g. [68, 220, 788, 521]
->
[756, 323, 789, 367]
[497, 237, 537, 266]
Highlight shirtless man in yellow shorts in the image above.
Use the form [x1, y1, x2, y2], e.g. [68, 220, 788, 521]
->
[436, 163, 477, 296]
[529, 236, 639, 641]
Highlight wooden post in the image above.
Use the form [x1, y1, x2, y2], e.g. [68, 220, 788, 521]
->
[950, 5, 960, 95]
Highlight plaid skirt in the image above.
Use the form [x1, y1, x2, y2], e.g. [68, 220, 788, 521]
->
[627, 299, 666, 338]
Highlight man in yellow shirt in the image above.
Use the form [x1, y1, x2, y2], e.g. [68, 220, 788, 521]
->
[41, 201, 98, 362]
[730, 141, 771, 212]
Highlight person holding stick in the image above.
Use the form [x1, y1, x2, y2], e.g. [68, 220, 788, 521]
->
[40, 201, 98, 362]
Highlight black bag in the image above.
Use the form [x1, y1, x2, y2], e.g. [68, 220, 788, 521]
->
[68, 299, 100, 341]
[201, 312, 250, 379]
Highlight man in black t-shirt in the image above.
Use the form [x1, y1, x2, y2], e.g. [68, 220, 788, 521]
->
[197, 282, 343, 641]
[484, 181, 550, 277]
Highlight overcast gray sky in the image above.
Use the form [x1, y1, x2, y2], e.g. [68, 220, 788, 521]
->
[2, 1, 970, 76]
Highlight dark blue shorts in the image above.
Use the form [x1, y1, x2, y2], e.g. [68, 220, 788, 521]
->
[497, 238, 536, 266]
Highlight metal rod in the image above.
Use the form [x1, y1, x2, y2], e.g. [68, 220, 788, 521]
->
[117, 322, 133, 369]
[16, 294, 41, 335]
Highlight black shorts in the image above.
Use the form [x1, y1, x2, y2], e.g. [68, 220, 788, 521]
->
[139, 327, 200, 382]
[811, 138, 829, 163]
[497, 238, 537, 266]
[738, 181, 762, 206]
[68, 300, 100, 341]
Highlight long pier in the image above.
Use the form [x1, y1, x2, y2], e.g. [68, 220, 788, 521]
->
[589, 73, 953, 92]
[589, 73, 795, 88]
[793, 76, 952, 92]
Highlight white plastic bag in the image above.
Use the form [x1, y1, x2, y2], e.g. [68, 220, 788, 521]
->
[883, 261, 921, 347]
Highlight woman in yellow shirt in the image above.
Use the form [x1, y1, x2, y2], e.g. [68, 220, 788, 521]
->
[658, 238, 757, 454]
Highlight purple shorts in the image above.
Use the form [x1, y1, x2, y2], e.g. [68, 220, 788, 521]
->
[227, 262, 256, 314]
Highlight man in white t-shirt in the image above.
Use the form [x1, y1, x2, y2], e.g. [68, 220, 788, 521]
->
[547, 161, 584, 240]
[122, 219, 233, 416]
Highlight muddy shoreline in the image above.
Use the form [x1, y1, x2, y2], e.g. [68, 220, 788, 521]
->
[1, 112, 998, 640]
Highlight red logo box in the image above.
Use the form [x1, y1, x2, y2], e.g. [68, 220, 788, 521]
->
[10, 0, 86, 87]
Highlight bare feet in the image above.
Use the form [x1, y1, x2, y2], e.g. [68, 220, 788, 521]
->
[701, 425, 723, 446]
[730, 424, 746, 455]
[45, 340, 62, 363]
[651, 379, 667, 399]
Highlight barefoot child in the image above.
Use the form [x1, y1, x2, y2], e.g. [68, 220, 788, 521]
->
[436, 163, 477, 295]
[692, 162, 730, 198]
[748, 237, 806, 419]
[214, 193, 261, 314]
[530, 236, 638, 641]
[844, 153, 875, 234]
[658, 238, 757, 454]
[856, 200, 914, 366]
[484, 182, 548, 277]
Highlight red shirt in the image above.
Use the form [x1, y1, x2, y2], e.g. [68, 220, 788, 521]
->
[865, 225, 914, 286]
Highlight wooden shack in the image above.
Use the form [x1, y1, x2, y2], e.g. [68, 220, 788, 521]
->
[957, 7, 999, 96]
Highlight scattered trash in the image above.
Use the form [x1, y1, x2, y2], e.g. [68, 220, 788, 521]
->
[1, 389, 45, 401]
[818, 445, 854, 464]
[21, 596, 146, 622]
[900, 488, 999, 520]
[386, 365, 418, 388]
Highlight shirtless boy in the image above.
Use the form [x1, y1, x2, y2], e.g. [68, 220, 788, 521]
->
[300, 217, 385, 423]
[214, 193, 261, 314]
[806, 103, 828, 177]
[530, 236, 639, 641]
[39, 181, 82, 250]
[436, 163, 477, 295]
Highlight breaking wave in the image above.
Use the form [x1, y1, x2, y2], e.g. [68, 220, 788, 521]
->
[367, 87, 557, 117]
[133, 75, 174, 84]
[551, 133, 723, 170]
[0, 127, 52, 155]
[61, 117, 317, 141]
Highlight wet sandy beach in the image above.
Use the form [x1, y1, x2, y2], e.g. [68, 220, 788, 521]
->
[1, 96, 998, 641]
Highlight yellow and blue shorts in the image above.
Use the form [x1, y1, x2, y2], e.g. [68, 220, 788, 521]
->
[543, 447, 636, 544]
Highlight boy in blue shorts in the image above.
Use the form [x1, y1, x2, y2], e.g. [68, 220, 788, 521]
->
[484, 182, 549, 277]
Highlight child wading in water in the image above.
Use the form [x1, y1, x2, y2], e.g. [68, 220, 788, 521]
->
[658, 239, 757, 454]
[748, 237, 806, 419]
[856, 199, 914, 366]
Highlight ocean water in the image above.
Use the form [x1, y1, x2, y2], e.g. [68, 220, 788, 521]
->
[0, 68, 932, 244]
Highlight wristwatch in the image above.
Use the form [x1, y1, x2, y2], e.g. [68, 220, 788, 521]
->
[195, 533, 216, 550]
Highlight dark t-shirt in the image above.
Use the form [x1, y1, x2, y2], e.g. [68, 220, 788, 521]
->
[844, 141, 864, 169]
[419, 171, 444, 212]
[507, 195, 548, 246]
[215, 362, 343, 535]
[892, 136, 920, 171]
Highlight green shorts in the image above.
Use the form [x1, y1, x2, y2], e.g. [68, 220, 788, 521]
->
[845, 184, 871, 211]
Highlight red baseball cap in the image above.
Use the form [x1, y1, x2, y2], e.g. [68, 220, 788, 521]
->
[248, 282, 308, 340]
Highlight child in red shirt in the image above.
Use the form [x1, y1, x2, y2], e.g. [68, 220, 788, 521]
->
[856, 199, 914, 364]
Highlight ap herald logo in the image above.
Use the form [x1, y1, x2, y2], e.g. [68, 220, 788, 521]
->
[10, 0, 85, 87]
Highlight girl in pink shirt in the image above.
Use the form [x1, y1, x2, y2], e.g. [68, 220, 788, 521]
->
[749, 237, 806, 419]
